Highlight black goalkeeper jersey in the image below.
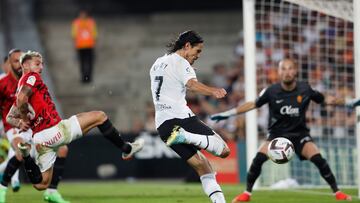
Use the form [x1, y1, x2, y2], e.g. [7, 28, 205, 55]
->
[255, 81, 324, 136]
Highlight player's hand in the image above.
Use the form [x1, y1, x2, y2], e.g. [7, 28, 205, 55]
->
[212, 88, 227, 99]
[210, 108, 237, 122]
[18, 119, 30, 132]
[27, 104, 35, 120]
[345, 97, 360, 108]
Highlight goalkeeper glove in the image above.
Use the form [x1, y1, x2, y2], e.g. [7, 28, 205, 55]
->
[345, 97, 360, 108]
[210, 108, 237, 122]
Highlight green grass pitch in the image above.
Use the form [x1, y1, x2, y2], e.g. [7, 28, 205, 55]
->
[4, 181, 360, 203]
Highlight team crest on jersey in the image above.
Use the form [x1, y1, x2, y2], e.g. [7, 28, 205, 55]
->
[297, 95, 302, 103]
[26, 76, 36, 86]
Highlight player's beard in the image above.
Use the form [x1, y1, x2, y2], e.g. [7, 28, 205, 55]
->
[282, 78, 295, 86]
[11, 67, 22, 78]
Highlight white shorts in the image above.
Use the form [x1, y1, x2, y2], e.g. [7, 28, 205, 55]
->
[33, 115, 82, 172]
[6, 128, 35, 158]
[6, 128, 33, 146]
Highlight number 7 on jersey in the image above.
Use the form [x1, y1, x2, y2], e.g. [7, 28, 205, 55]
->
[154, 76, 163, 101]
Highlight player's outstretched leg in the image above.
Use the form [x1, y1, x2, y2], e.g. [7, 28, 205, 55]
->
[232, 151, 268, 202]
[166, 126, 229, 158]
[310, 154, 352, 201]
[76, 111, 144, 159]
[43, 146, 70, 203]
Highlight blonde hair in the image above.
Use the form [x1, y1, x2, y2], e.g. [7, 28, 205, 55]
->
[19, 50, 42, 65]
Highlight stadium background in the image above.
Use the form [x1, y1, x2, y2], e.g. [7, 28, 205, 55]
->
[0, 0, 359, 201]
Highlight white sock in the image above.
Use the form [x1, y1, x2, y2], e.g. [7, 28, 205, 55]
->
[200, 173, 226, 203]
[46, 188, 57, 193]
[11, 170, 19, 186]
[179, 128, 227, 156]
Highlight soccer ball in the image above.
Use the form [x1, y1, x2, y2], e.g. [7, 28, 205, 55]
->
[267, 137, 295, 164]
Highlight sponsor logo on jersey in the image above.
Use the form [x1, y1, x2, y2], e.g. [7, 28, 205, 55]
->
[280, 105, 299, 116]
[297, 95, 302, 103]
[26, 76, 36, 86]
[276, 99, 284, 104]
[155, 103, 172, 111]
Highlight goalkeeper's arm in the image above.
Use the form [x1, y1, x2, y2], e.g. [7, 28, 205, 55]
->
[210, 101, 257, 122]
[324, 96, 360, 108]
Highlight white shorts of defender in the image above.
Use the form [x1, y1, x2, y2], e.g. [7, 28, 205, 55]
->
[32, 115, 82, 172]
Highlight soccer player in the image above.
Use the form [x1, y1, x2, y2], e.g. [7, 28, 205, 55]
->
[0, 49, 71, 203]
[210, 59, 354, 202]
[0, 50, 22, 193]
[6, 50, 144, 192]
[150, 30, 230, 203]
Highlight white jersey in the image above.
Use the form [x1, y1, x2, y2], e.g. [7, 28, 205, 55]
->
[150, 53, 197, 128]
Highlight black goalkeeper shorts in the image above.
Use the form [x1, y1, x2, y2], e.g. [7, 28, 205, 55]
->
[157, 116, 214, 161]
[267, 132, 313, 160]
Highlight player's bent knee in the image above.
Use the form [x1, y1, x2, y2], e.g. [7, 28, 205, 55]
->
[94, 111, 108, 124]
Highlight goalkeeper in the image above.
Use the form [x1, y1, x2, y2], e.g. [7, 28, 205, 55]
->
[210, 59, 356, 202]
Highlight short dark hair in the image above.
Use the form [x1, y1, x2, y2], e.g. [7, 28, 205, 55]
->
[167, 30, 204, 54]
[3, 56, 8, 63]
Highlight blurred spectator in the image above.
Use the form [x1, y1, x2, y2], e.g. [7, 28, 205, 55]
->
[72, 10, 98, 83]
[130, 117, 145, 134]
[211, 63, 228, 88]
[234, 38, 244, 57]
[0, 56, 10, 77]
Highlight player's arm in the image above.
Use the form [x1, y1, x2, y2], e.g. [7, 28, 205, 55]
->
[309, 84, 359, 107]
[324, 96, 360, 108]
[186, 78, 226, 99]
[210, 87, 269, 122]
[6, 85, 33, 131]
[210, 101, 256, 122]
[6, 104, 30, 131]
[16, 85, 33, 116]
[310, 86, 360, 107]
